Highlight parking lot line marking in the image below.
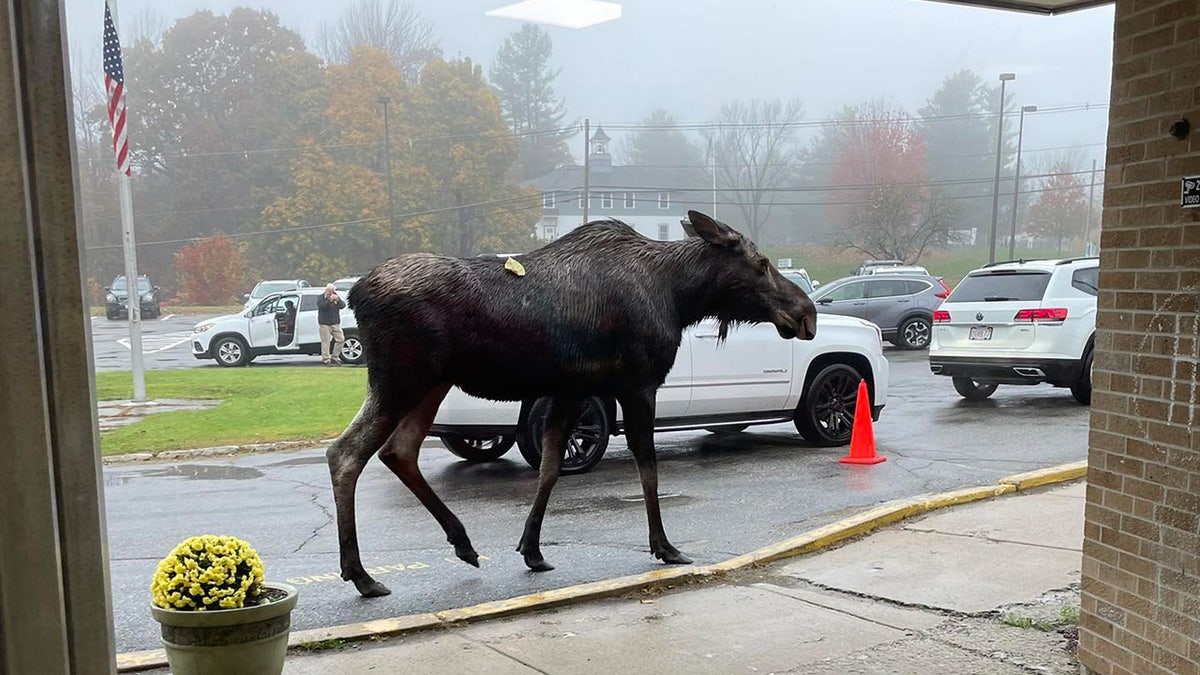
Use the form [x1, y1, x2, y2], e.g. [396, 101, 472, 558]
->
[115, 333, 193, 354]
[160, 314, 174, 321]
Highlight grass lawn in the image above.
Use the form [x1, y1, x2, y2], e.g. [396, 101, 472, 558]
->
[96, 367, 368, 455]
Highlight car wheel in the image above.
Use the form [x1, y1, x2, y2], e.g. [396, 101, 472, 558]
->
[953, 376, 998, 401]
[1071, 350, 1093, 406]
[517, 396, 610, 475]
[339, 334, 365, 365]
[705, 425, 749, 435]
[795, 363, 863, 446]
[440, 435, 515, 462]
[213, 336, 250, 367]
[898, 316, 932, 350]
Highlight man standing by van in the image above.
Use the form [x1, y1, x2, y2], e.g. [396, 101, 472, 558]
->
[317, 283, 345, 366]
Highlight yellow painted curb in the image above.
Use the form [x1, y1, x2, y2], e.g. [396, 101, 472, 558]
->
[115, 461, 1086, 672]
[999, 460, 1088, 490]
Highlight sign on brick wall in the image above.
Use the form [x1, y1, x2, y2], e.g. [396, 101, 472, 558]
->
[1183, 175, 1200, 208]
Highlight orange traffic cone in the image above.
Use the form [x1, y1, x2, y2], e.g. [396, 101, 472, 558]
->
[839, 379, 885, 465]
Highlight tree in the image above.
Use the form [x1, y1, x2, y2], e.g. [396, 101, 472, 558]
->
[315, 0, 440, 83]
[919, 70, 1020, 244]
[489, 23, 575, 180]
[1027, 161, 1088, 251]
[701, 98, 804, 241]
[619, 108, 703, 167]
[408, 58, 537, 257]
[827, 102, 959, 263]
[174, 234, 247, 305]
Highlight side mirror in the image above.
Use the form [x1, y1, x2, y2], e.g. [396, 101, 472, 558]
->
[812, 280, 821, 289]
[242, 293, 250, 300]
[103, 286, 110, 292]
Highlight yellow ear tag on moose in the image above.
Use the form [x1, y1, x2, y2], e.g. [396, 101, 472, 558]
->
[504, 257, 526, 277]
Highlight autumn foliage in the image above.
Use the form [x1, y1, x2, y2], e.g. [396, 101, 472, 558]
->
[174, 234, 247, 305]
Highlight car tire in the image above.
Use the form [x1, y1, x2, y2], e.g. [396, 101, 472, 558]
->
[952, 376, 998, 401]
[705, 425, 749, 435]
[794, 363, 863, 446]
[440, 435, 515, 462]
[1071, 350, 1093, 406]
[897, 316, 932, 350]
[212, 336, 250, 367]
[517, 395, 610, 475]
[339, 333, 365, 365]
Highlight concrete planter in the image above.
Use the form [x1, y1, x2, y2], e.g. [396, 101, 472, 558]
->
[150, 582, 298, 675]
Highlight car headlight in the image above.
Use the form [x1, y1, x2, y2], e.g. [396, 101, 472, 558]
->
[141, 293, 154, 301]
[193, 322, 215, 334]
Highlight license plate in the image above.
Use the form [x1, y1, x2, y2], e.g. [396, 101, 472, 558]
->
[969, 326, 993, 341]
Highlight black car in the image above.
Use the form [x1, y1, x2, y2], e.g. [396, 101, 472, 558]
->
[106, 274, 161, 320]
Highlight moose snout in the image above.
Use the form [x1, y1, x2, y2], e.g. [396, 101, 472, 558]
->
[774, 303, 817, 341]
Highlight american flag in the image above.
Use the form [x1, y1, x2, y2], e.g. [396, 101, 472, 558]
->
[103, 1, 130, 176]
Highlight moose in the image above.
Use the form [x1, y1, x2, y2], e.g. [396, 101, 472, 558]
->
[328, 210, 817, 597]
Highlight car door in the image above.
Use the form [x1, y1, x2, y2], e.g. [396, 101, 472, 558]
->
[297, 294, 322, 346]
[817, 280, 870, 321]
[274, 293, 302, 350]
[654, 330, 692, 419]
[248, 295, 281, 349]
[685, 318, 792, 417]
[864, 278, 914, 331]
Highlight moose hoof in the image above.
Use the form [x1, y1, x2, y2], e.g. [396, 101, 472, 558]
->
[653, 547, 693, 565]
[354, 577, 392, 598]
[455, 547, 481, 568]
[522, 552, 555, 572]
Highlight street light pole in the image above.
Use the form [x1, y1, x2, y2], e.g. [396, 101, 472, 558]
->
[1008, 104, 1036, 260]
[988, 72, 1015, 264]
[378, 95, 398, 257]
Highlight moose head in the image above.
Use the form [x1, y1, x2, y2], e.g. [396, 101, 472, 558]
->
[684, 210, 817, 342]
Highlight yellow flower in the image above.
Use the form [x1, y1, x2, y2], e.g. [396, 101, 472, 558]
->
[150, 535, 265, 611]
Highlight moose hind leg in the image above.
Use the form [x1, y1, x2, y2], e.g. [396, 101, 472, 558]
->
[327, 395, 401, 598]
[517, 396, 581, 572]
[376, 383, 480, 567]
[620, 389, 692, 565]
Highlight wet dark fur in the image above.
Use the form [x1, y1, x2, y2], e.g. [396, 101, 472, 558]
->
[329, 212, 816, 597]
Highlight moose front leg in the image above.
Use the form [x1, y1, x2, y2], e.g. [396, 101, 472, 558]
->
[517, 396, 581, 571]
[619, 388, 692, 565]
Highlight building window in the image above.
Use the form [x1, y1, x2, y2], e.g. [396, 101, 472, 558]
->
[658, 192, 670, 209]
[577, 192, 584, 209]
[625, 192, 635, 208]
[543, 225, 557, 240]
[543, 192, 555, 208]
[600, 192, 613, 209]
[658, 223, 670, 240]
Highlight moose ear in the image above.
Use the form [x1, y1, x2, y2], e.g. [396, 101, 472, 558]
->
[686, 210, 739, 249]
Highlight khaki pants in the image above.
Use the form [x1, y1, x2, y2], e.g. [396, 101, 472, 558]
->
[320, 324, 344, 362]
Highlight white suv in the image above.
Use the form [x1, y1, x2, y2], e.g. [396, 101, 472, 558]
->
[193, 289, 363, 367]
[929, 257, 1098, 404]
[429, 315, 890, 475]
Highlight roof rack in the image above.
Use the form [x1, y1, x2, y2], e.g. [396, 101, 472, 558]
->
[1054, 256, 1099, 265]
[981, 258, 1047, 268]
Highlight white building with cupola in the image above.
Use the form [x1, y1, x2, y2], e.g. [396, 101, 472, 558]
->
[525, 125, 712, 242]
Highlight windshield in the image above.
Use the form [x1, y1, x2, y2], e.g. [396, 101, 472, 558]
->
[251, 281, 297, 298]
[111, 277, 151, 293]
[947, 271, 1052, 303]
[781, 272, 813, 294]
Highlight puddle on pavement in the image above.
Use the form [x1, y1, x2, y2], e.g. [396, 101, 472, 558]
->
[552, 493, 697, 514]
[128, 464, 265, 481]
[260, 455, 328, 468]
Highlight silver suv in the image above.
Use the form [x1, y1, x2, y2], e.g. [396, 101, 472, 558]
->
[811, 273, 952, 350]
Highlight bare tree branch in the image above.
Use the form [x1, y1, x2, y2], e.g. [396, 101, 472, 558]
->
[316, 0, 440, 82]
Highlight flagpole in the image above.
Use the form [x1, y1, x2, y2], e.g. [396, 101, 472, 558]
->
[107, 0, 145, 401]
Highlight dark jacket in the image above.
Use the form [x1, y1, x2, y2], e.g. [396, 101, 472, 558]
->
[316, 293, 345, 326]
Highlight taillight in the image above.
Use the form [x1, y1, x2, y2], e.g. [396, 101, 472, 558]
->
[933, 310, 951, 324]
[935, 279, 952, 299]
[1014, 308, 1068, 323]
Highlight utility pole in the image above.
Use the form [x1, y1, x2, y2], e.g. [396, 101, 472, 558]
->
[988, 72, 1015, 264]
[108, 0, 145, 401]
[1084, 159, 1098, 256]
[582, 118, 590, 227]
[1008, 105, 1036, 260]
[710, 138, 717, 219]
[379, 95, 398, 257]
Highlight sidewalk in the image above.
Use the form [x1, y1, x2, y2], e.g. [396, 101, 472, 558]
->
[263, 481, 1085, 675]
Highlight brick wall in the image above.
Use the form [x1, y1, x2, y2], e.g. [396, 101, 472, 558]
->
[1080, 1, 1200, 674]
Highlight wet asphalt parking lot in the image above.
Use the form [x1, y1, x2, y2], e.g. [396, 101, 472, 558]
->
[98, 328, 1090, 653]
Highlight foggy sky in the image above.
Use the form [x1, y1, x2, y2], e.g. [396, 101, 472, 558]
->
[65, 0, 1115, 166]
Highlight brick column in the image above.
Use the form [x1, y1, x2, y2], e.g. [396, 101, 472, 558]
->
[1079, 2, 1200, 674]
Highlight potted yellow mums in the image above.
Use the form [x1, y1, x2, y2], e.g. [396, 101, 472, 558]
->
[149, 535, 298, 675]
